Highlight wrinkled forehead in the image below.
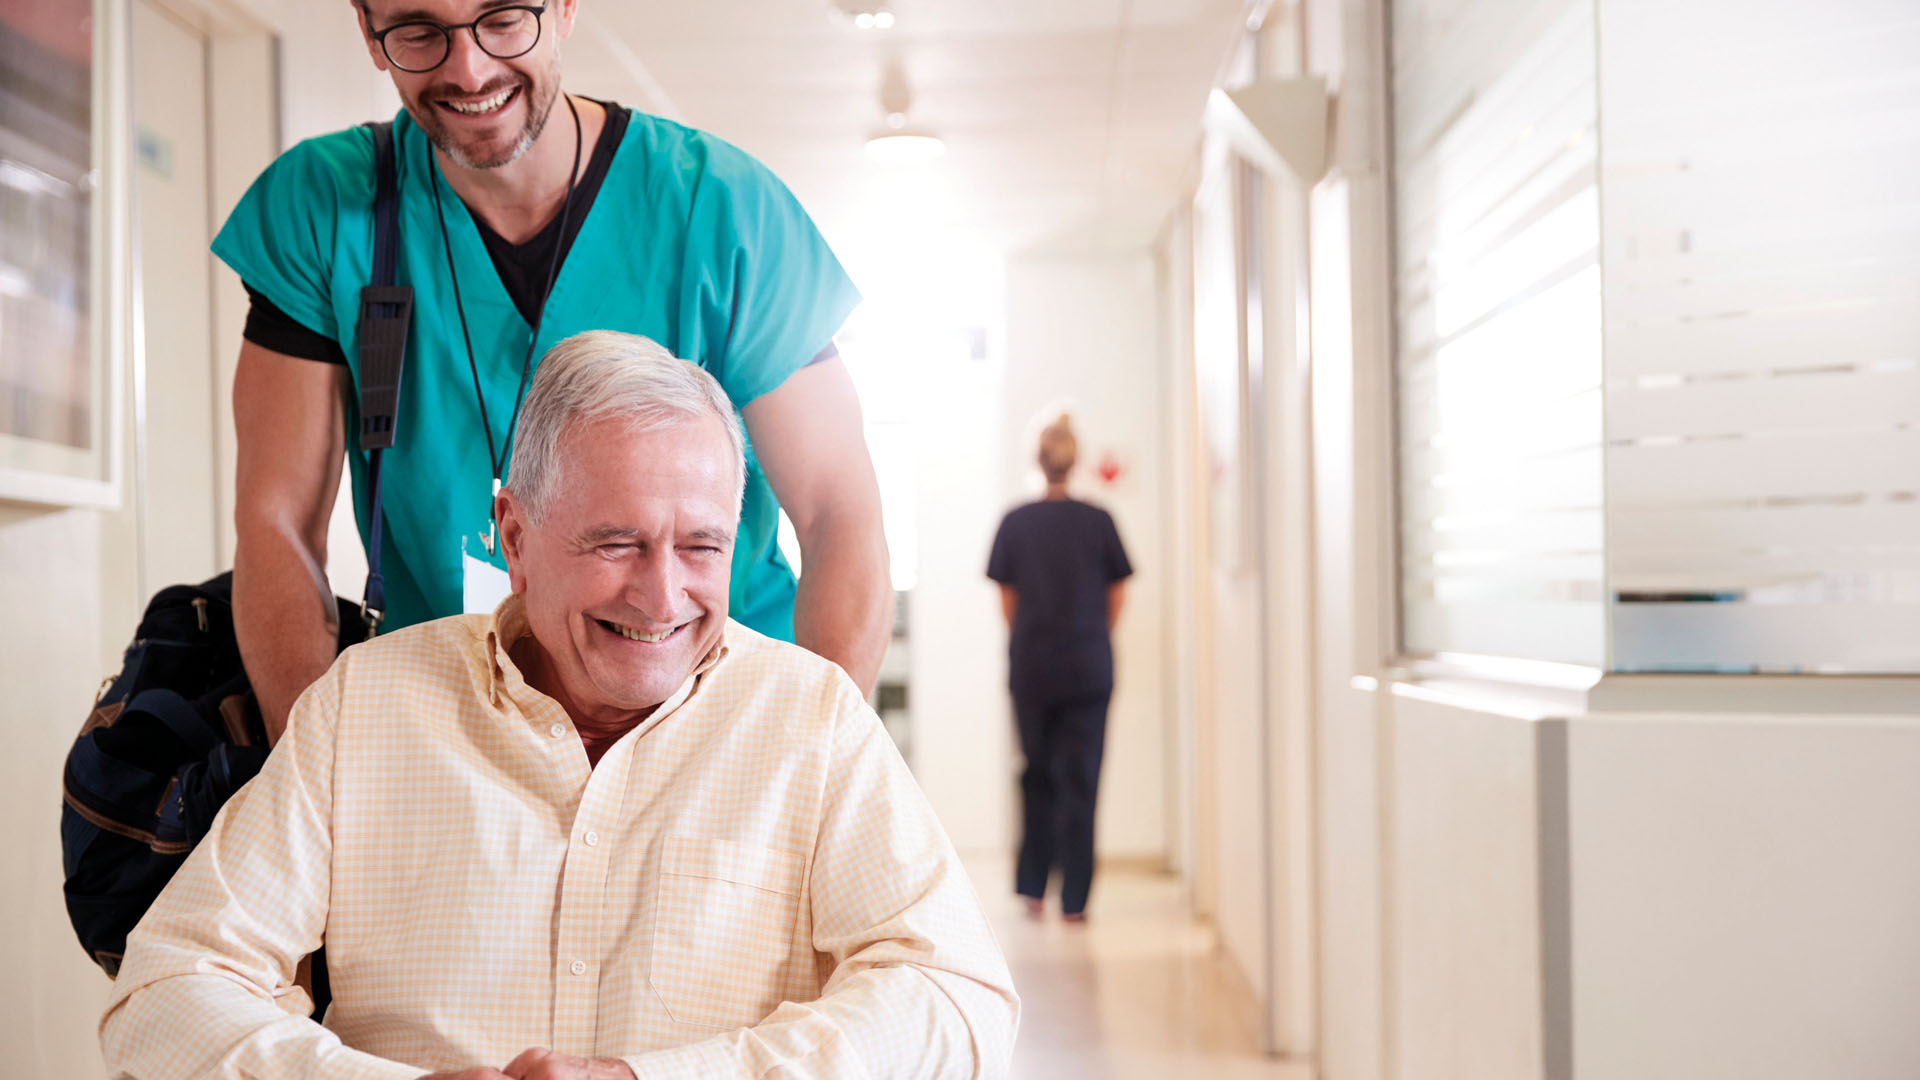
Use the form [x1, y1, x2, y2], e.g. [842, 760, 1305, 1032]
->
[549, 414, 745, 511]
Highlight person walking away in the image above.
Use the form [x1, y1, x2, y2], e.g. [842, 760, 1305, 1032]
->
[985, 414, 1132, 922]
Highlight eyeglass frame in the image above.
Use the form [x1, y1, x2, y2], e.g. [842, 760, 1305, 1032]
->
[367, 2, 551, 74]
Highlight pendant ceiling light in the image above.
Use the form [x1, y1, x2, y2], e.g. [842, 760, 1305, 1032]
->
[864, 62, 945, 163]
[865, 132, 946, 164]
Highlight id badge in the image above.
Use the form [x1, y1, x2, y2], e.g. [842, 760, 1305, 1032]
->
[462, 535, 513, 614]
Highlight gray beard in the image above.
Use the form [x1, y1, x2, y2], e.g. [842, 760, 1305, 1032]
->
[419, 49, 564, 171]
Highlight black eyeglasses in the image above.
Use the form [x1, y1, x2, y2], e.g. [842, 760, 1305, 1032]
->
[370, 3, 549, 74]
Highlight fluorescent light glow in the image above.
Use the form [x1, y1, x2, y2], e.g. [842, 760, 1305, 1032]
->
[865, 133, 946, 164]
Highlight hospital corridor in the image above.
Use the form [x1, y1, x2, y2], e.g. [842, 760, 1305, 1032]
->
[3, 0, 1919, 1077]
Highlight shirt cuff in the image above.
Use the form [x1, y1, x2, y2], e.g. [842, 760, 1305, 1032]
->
[313, 1041, 434, 1080]
[622, 1038, 737, 1080]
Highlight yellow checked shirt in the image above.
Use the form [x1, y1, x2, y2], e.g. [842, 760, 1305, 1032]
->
[101, 597, 1018, 1079]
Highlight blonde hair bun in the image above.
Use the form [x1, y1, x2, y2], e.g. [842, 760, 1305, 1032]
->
[1038, 413, 1078, 482]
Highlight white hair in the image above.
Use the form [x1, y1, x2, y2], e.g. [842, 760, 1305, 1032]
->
[505, 330, 746, 522]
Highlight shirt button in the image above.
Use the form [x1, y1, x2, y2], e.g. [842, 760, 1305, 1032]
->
[549, 723, 567, 739]
[569, 959, 587, 976]
[584, 830, 600, 847]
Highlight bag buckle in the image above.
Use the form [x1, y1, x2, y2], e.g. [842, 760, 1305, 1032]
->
[356, 284, 414, 452]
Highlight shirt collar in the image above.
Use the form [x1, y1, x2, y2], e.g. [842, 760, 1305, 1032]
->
[482, 592, 731, 715]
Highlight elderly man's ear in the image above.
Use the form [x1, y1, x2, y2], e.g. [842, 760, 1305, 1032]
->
[495, 491, 530, 595]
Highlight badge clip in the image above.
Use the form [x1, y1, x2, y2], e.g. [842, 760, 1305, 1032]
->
[481, 477, 502, 556]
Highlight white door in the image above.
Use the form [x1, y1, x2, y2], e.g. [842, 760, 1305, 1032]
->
[127, 0, 218, 596]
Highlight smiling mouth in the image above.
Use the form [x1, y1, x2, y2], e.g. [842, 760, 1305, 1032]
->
[438, 85, 518, 118]
[597, 617, 678, 644]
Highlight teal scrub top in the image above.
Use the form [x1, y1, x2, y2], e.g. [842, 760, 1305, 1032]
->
[212, 107, 861, 638]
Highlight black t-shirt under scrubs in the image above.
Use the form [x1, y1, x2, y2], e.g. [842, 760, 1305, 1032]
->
[986, 498, 1133, 701]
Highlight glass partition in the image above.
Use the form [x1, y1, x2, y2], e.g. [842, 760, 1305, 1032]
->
[1599, 0, 1920, 673]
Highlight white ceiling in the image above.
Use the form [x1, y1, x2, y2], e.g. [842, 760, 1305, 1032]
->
[564, 0, 1249, 259]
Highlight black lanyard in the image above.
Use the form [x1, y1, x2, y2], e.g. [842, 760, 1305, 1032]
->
[427, 93, 584, 553]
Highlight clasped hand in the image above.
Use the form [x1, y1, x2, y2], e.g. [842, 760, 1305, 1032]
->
[423, 1047, 638, 1080]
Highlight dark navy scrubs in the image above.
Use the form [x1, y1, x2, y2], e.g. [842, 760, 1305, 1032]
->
[986, 497, 1132, 916]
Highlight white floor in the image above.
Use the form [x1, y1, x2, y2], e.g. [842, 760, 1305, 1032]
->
[967, 855, 1315, 1080]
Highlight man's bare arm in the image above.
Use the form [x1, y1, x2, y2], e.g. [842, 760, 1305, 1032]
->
[232, 341, 347, 743]
[1000, 584, 1018, 627]
[1107, 581, 1126, 632]
[743, 355, 892, 696]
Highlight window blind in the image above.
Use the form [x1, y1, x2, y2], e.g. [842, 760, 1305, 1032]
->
[1391, 0, 1605, 665]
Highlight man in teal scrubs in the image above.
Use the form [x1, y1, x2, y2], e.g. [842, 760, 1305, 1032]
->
[222, 0, 892, 740]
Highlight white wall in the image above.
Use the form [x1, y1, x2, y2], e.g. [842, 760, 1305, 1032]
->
[1316, 690, 1920, 1080]
[1159, 217, 1201, 885]
[907, 343, 1011, 855]
[0, 507, 121, 1075]
[1308, 176, 1390, 1080]
[1569, 712, 1920, 1080]
[208, 32, 290, 566]
[1205, 557, 1271, 984]
[1385, 692, 1550, 1080]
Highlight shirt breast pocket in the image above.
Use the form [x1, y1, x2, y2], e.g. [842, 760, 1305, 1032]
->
[649, 835, 808, 1029]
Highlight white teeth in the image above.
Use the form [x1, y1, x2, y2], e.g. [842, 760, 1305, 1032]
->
[612, 622, 672, 644]
[446, 88, 512, 115]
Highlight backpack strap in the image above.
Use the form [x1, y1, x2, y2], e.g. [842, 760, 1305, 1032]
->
[125, 689, 222, 757]
[356, 120, 412, 635]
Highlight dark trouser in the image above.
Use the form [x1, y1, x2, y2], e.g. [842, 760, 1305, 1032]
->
[1012, 687, 1111, 916]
